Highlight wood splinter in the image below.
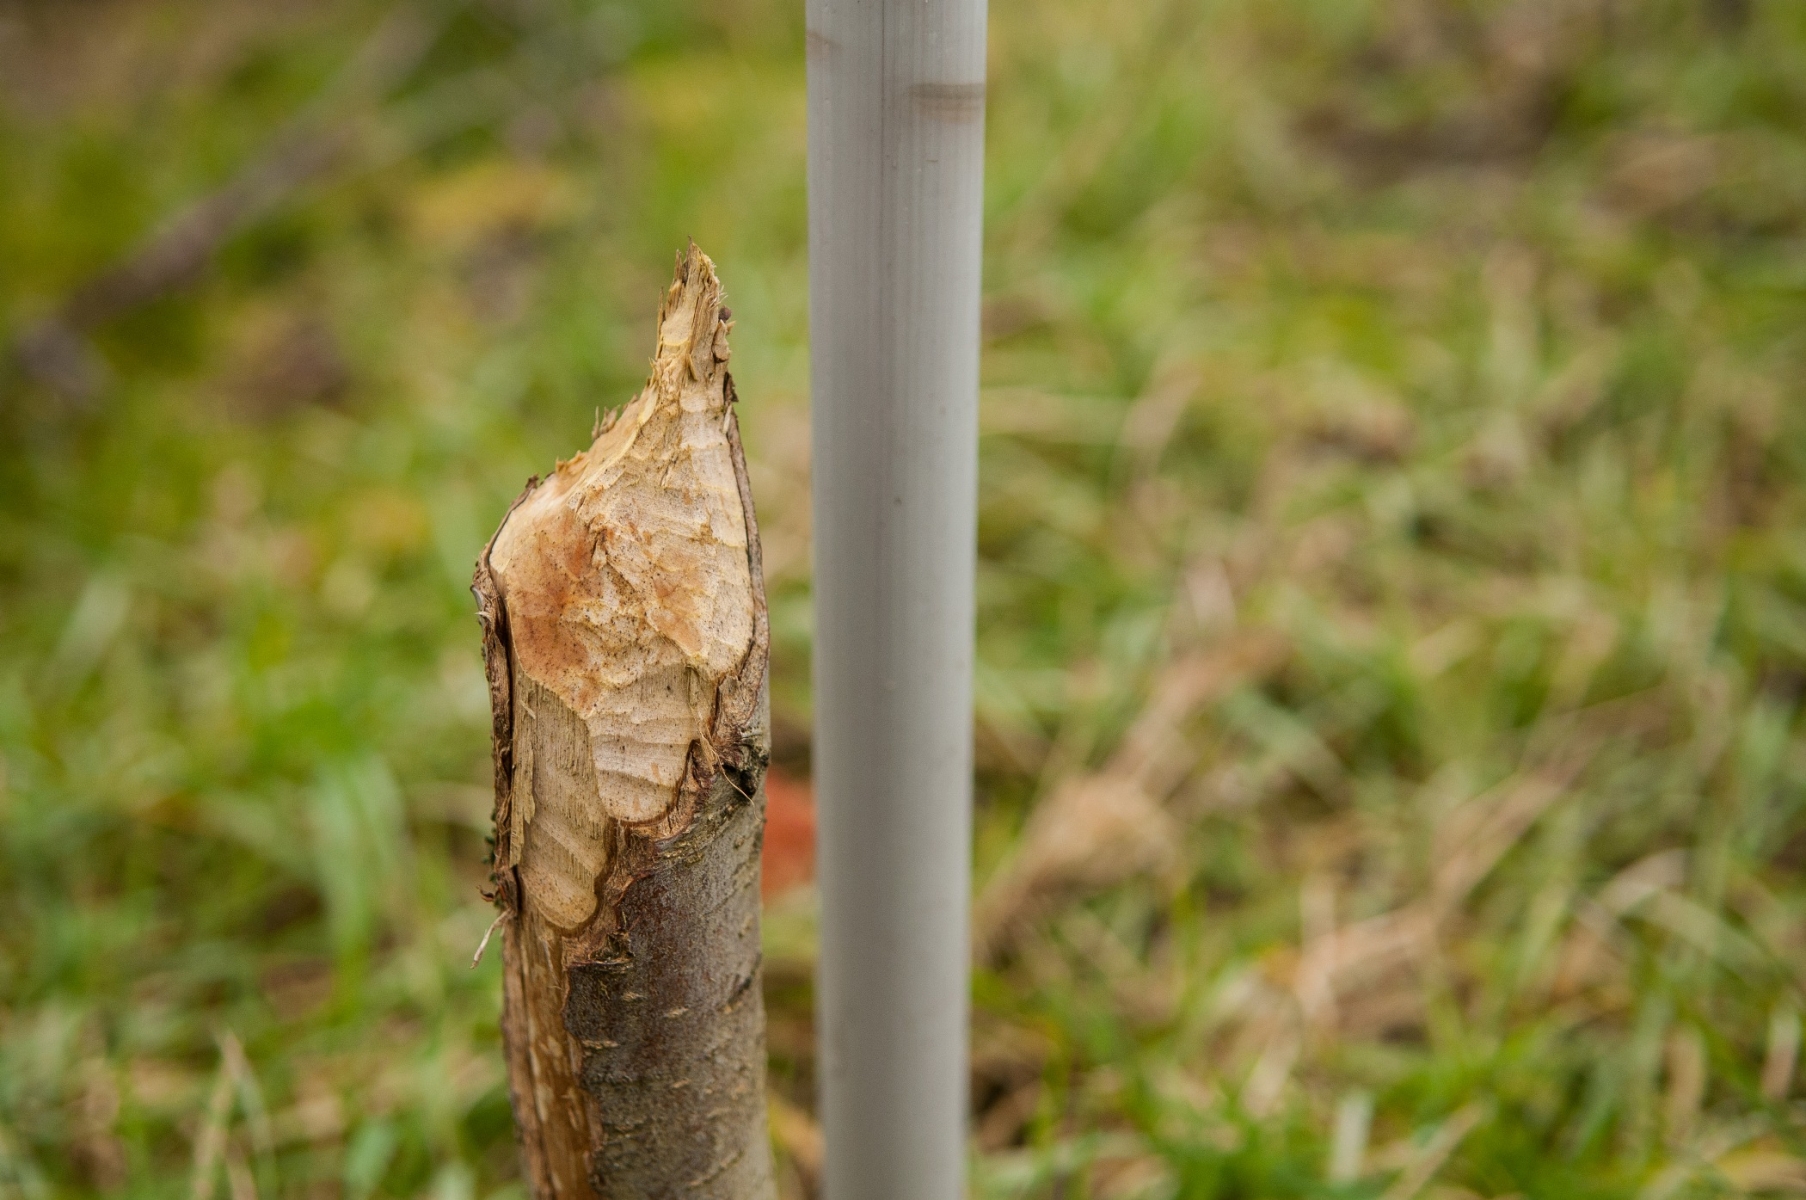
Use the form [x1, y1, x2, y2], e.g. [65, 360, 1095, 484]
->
[474, 245, 775, 1199]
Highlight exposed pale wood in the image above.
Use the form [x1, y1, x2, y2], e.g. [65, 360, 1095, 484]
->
[475, 245, 774, 1199]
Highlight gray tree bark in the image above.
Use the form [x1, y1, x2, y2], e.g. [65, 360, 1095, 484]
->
[474, 246, 775, 1200]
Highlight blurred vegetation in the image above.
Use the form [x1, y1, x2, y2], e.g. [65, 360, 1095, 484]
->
[3, 0, 1805, 1197]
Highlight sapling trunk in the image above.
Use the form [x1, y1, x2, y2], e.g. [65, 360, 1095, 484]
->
[474, 246, 774, 1200]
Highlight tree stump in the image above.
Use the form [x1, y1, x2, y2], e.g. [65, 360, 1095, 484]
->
[474, 245, 774, 1199]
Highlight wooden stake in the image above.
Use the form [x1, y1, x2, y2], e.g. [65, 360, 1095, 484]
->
[474, 245, 774, 1199]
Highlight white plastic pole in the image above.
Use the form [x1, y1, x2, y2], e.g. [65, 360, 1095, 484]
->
[806, 0, 987, 1193]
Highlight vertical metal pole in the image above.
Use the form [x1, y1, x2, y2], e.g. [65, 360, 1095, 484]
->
[807, 0, 986, 1193]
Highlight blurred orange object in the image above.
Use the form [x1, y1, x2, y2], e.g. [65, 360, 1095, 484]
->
[762, 767, 816, 900]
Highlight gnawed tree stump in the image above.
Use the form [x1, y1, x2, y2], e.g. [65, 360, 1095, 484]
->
[474, 245, 775, 1199]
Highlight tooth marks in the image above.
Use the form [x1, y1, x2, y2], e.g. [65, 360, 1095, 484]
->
[489, 245, 755, 925]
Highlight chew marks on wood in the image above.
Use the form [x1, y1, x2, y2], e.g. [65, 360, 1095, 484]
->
[474, 245, 774, 1199]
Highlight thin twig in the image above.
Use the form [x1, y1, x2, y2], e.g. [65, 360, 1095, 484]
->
[471, 907, 511, 968]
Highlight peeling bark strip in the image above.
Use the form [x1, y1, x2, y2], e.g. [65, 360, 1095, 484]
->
[474, 245, 775, 1200]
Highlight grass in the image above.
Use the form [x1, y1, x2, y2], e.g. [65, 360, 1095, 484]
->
[3, 0, 1806, 1196]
